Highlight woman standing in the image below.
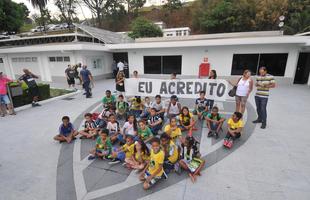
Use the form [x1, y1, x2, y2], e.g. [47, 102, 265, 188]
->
[115, 71, 125, 94]
[206, 70, 217, 110]
[233, 70, 253, 114]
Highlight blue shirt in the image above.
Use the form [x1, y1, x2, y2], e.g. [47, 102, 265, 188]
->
[59, 122, 74, 136]
[80, 69, 91, 82]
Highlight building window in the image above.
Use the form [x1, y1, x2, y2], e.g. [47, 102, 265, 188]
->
[231, 53, 288, 76]
[25, 57, 32, 62]
[12, 58, 18, 62]
[166, 33, 173, 37]
[56, 57, 63, 62]
[11, 57, 37, 63]
[0, 58, 3, 63]
[32, 57, 37, 62]
[64, 56, 70, 62]
[176, 31, 182, 36]
[49, 57, 56, 62]
[183, 31, 187, 36]
[144, 55, 182, 74]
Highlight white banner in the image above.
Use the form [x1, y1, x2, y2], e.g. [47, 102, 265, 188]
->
[125, 78, 228, 101]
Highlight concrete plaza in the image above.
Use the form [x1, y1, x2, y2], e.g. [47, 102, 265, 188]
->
[0, 79, 310, 200]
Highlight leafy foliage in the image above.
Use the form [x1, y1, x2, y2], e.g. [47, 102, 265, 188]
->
[128, 17, 163, 38]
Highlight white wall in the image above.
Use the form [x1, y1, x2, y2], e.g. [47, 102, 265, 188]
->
[79, 51, 113, 77]
[127, 44, 301, 78]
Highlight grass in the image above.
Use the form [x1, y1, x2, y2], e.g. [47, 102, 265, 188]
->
[20, 23, 35, 33]
[50, 88, 74, 98]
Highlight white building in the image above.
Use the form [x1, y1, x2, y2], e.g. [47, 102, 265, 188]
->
[144, 0, 196, 7]
[1, 25, 310, 86]
[154, 22, 191, 37]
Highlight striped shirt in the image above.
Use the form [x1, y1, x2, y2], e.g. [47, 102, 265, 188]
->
[255, 74, 275, 98]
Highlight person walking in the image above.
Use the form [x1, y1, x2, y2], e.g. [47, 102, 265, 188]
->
[235, 70, 253, 114]
[112, 60, 117, 78]
[115, 71, 125, 95]
[253, 67, 276, 129]
[18, 69, 41, 107]
[65, 65, 76, 90]
[0, 72, 15, 116]
[80, 65, 94, 98]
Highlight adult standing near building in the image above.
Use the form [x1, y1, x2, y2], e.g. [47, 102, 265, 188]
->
[80, 65, 94, 98]
[18, 69, 41, 107]
[74, 63, 82, 85]
[112, 60, 117, 78]
[0, 72, 15, 116]
[206, 69, 217, 110]
[253, 67, 276, 129]
[65, 65, 76, 90]
[133, 70, 138, 78]
[117, 61, 124, 72]
[233, 69, 253, 114]
[115, 71, 125, 94]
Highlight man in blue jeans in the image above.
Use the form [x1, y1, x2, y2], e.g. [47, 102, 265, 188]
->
[253, 67, 276, 129]
[80, 65, 94, 98]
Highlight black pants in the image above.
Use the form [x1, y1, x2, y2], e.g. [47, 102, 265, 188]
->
[225, 132, 241, 140]
[255, 96, 268, 124]
[83, 81, 91, 98]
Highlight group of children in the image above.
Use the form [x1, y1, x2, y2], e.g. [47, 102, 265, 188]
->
[53, 89, 245, 189]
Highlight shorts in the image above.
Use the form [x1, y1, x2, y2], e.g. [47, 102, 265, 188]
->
[96, 149, 111, 158]
[28, 86, 40, 98]
[235, 95, 248, 105]
[144, 170, 162, 186]
[0, 94, 10, 105]
[113, 147, 126, 161]
[67, 78, 75, 85]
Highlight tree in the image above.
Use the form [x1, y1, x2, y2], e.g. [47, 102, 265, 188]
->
[128, 17, 163, 39]
[82, 0, 105, 26]
[124, 0, 146, 16]
[28, 0, 49, 31]
[0, 0, 29, 33]
[55, 0, 77, 28]
[163, 0, 182, 11]
[102, 0, 127, 31]
[284, 0, 310, 34]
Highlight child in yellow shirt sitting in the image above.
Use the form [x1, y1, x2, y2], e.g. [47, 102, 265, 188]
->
[164, 117, 182, 145]
[125, 139, 150, 171]
[224, 112, 244, 148]
[160, 133, 180, 174]
[109, 135, 135, 164]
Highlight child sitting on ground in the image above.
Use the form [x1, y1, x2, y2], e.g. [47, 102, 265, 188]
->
[224, 112, 243, 148]
[88, 129, 112, 160]
[206, 106, 225, 139]
[140, 96, 152, 119]
[148, 108, 163, 135]
[79, 113, 97, 139]
[54, 116, 78, 143]
[121, 114, 138, 143]
[109, 135, 135, 164]
[116, 94, 128, 120]
[151, 95, 165, 119]
[125, 139, 150, 171]
[160, 133, 180, 174]
[106, 114, 121, 143]
[166, 95, 181, 119]
[164, 117, 182, 145]
[179, 106, 196, 136]
[129, 96, 144, 119]
[140, 137, 166, 190]
[98, 105, 115, 122]
[102, 90, 116, 109]
[193, 91, 209, 120]
[179, 136, 205, 183]
[137, 120, 153, 143]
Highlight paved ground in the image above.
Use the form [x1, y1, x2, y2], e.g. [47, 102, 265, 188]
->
[0, 79, 310, 200]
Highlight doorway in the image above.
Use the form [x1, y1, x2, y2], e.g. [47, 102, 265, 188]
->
[113, 52, 129, 78]
[294, 53, 310, 84]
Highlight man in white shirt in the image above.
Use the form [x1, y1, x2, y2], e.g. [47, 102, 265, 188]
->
[117, 61, 124, 71]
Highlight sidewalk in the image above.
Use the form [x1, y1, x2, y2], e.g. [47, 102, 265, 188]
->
[0, 79, 309, 200]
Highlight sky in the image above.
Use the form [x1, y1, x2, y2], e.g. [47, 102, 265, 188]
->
[12, 0, 93, 20]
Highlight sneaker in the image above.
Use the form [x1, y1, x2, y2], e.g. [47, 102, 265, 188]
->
[88, 155, 96, 160]
[108, 159, 120, 165]
[261, 123, 266, 129]
[223, 138, 228, 146]
[207, 131, 213, 137]
[252, 119, 262, 124]
[227, 139, 234, 149]
[162, 171, 168, 179]
[214, 132, 219, 139]
[174, 162, 181, 175]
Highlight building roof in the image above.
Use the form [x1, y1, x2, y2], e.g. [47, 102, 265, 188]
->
[74, 23, 133, 44]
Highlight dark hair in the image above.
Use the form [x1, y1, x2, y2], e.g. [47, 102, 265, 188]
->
[170, 95, 178, 100]
[109, 113, 116, 118]
[62, 116, 70, 121]
[259, 66, 267, 71]
[212, 106, 219, 112]
[133, 70, 138, 74]
[109, 106, 116, 111]
[209, 70, 217, 79]
[84, 113, 92, 118]
[233, 112, 243, 120]
[100, 128, 109, 135]
[171, 72, 177, 76]
[126, 135, 134, 141]
[150, 108, 157, 112]
[181, 106, 190, 118]
[136, 97, 141, 103]
[150, 137, 160, 145]
[199, 90, 206, 95]
[160, 132, 171, 141]
[185, 136, 195, 148]
[134, 139, 150, 156]
[106, 90, 111, 93]
[155, 95, 161, 99]
[118, 94, 124, 98]
[138, 120, 146, 125]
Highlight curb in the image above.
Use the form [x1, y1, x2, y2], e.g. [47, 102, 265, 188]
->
[14, 90, 82, 112]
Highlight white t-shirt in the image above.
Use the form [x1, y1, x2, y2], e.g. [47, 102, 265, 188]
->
[151, 101, 165, 111]
[107, 121, 119, 134]
[236, 78, 251, 97]
[117, 62, 124, 71]
[122, 121, 136, 136]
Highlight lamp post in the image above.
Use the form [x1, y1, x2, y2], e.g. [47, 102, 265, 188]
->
[279, 15, 285, 35]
